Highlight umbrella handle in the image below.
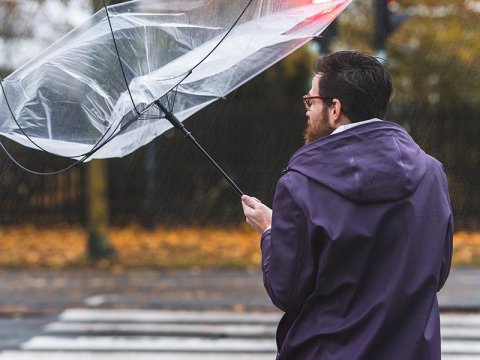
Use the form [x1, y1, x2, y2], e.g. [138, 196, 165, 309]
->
[156, 101, 244, 197]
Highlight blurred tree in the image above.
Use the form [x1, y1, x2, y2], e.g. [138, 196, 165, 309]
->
[142, 140, 158, 230]
[85, 0, 116, 259]
[87, 159, 115, 258]
[1, 0, 90, 73]
[0, 1, 19, 74]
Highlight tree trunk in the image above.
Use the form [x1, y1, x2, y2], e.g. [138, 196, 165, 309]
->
[142, 141, 158, 230]
[86, 159, 115, 259]
[83, 0, 117, 261]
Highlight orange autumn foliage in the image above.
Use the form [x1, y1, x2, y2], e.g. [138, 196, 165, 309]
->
[0, 225, 261, 269]
[452, 231, 480, 266]
[0, 225, 478, 268]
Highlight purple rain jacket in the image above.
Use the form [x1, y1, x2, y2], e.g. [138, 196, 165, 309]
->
[261, 120, 453, 359]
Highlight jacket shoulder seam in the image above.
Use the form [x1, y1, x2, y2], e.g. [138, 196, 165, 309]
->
[281, 171, 309, 216]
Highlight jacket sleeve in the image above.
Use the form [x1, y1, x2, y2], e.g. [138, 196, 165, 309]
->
[261, 175, 312, 313]
[437, 165, 453, 291]
[437, 213, 453, 291]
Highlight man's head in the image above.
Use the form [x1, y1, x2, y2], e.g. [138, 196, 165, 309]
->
[304, 51, 392, 144]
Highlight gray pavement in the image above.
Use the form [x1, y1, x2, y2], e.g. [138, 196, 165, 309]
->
[0, 268, 272, 316]
[439, 267, 480, 311]
[0, 266, 479, 316]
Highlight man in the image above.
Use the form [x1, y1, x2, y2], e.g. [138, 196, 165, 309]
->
[242, 51, 453, 359]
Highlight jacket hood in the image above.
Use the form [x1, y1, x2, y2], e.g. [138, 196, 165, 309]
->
[287, 121, 427, 203]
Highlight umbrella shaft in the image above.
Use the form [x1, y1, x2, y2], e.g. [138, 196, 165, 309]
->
[186, 133, 244, 197]
[157, 101, 244, 197]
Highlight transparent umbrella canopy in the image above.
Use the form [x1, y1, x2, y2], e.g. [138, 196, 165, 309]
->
[0, 0, 351, 162]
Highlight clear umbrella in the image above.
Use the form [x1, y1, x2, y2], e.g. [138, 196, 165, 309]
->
[0, 0, 351, 191]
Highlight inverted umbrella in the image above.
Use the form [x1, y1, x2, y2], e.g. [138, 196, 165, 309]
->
[0, 0, 351, 194]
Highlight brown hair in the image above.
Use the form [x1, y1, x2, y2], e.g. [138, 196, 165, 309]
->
[314, 51, 392, 123]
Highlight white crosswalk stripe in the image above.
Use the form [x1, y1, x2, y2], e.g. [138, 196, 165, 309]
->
[4, 309, 279, 359]
[1, 310, 480, 359]
[441, 314, 480, 359]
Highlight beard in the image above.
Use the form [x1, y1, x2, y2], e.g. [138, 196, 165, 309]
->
[304, 107, 335, 144]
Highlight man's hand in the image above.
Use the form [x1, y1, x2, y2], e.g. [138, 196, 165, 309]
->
[241, 195, 272, 235]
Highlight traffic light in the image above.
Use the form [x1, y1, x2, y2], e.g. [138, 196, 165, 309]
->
[373, 0, 409, 59]
[312, 19, 338, 55]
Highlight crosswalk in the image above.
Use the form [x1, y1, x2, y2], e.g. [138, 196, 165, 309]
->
[1, 309, 480, 359]
[442, 314, 480, 359]
[2, 309, 279, 359]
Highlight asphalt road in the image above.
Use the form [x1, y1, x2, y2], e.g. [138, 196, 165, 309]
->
[0, 267, 479, 353]
[1, 267, 479, 315]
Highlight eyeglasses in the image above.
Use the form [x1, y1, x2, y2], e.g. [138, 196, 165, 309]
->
[302, 95, 331, 111]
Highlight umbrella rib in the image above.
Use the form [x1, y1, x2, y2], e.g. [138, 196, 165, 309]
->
[189, 0, 255, 75]
[0, 77, 108, 176]
[160, 0, 255, 113]
[170, 85, 180, 111]
[102, 0, 140, 116]
[0, 76, 93, 175]
[1, 71, 135, 165]
[0, 76, 53, 154]
[0, 139, 88, 175]
[0, 75, 125, 174]
[81, 101, 158, 158]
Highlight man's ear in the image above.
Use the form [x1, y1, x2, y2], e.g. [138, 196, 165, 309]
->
[329, 99, 342, 127]
[329, 99, 350, 129]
